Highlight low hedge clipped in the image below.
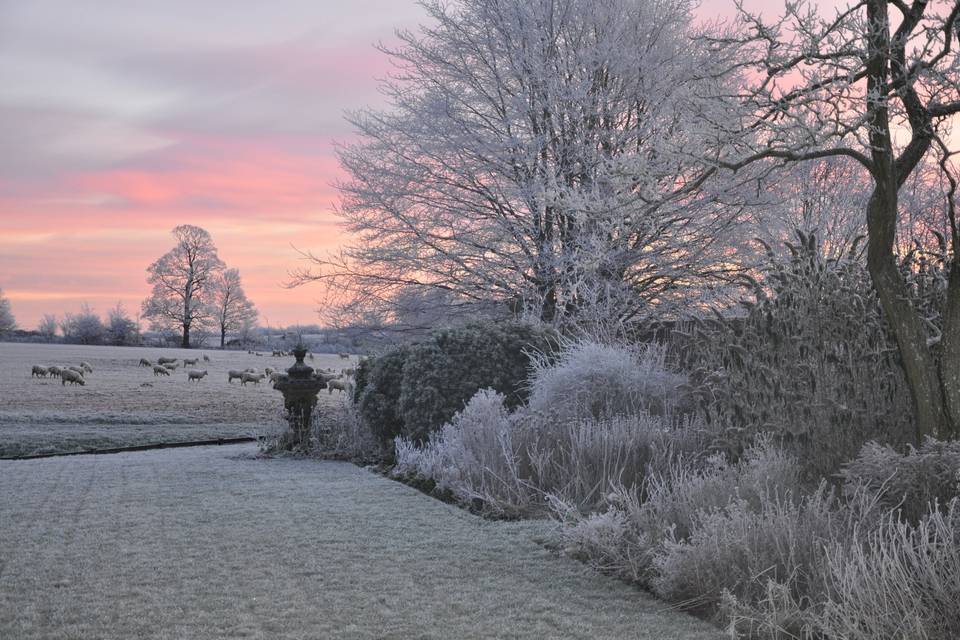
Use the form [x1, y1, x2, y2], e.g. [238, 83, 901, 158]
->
[356, 321, 556, 445]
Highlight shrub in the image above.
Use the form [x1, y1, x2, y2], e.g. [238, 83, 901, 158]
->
[681, 232, 914, 476]
[397, 321, 556, 441]
[526, 339, 687, 422]
[839, 438, 960, 523]
[357, 346, 410, 446]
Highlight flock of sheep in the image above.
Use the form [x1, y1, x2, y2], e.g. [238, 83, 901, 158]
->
[29, 351, 358, 395]
[30, 361, 93, 385]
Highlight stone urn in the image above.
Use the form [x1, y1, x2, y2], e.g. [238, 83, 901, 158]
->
[272, 343, 324, 450]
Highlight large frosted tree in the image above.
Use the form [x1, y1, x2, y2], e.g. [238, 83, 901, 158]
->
[294, 0, 750, 327]
[210, 268, 258, 347]
[709, 0, 960, 440]
[142, 225, 224, 348]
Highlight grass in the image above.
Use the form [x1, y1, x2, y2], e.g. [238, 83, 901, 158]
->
[0, 342, 353, 456]
[0, 443, 723, 639]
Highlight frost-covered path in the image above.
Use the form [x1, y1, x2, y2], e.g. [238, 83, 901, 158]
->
[0, 444, 721, 639]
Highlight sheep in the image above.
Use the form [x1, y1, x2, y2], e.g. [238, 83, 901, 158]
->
[31, 365, 49, 378]
[308, 353, 314, 361]
[202, 354, 211, 363]
[80, 361, 93, 373]
[152, 365, 171, 377]
[67, 366, 85, 377]
[313, 371, 338, 385]
[327, 378, 354, 395]
[227, 370, 246, 383]
[183, 357, 199, 366]
[240, 372, 265, 386]
[338, 352, 350, 359]
[187, 369, 208, 382]
[163, 362, 179, 370]
[269, 371, 289, 385]
[271, 350, 282, 357]
[61, 369, 85, 386]
[157, 357, 177, 365]
[341, 368, 356, 376]
[265, 367, 276, 376]
[138, 358, 152, 367]
[47, 365, 62, 378]
[244, 368, 257, 373]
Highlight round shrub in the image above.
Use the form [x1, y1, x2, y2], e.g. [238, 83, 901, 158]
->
[357, 346, 410, 445]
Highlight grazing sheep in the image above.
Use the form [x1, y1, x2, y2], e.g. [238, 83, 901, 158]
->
[265, 367, 275, 376]
[338, 352, 350, 359]
[183, 357, 199, 366]
[271, 350, 282, 357]
[240, 372, 265, 386]
[152, 365, 171, 377]
[327, 378, 353, 395]
[157, 357, 177, 365]
[312, 371, 337, 385]
[80, 361, 93, 373]
[31, 365, 49, 378]
[308, 353, 314, 361]
[202, 354, 211, 362]
[47, 365, 62, 378]
[227, 370, 246, 383]
[67, 366, 85, 377]
[138, 358, 152, 367]
[163, 362, 179, 370]
[187, 369, 208, 382]
[244, 368, 257, 373]
[341, 368, 356, 376]
[61, 369, 85, 386]
[269, 371, 289, 385]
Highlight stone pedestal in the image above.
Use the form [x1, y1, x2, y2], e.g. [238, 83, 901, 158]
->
[272, 343, 324, 450]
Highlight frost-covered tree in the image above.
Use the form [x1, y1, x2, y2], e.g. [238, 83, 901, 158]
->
[709, 0, 960, 440]
[105, 302, 139, 346]
[142, 225, 223, 348]
[38, 313, 57, 341]
[61, 303, 104, 345]
[0, 288, 14, 334]
[294, 0, 750, 326]
[210, 267, 257, 348]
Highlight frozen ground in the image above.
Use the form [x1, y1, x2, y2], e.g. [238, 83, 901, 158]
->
[0, 343, 354, 456]
[0, 444, 722, 639]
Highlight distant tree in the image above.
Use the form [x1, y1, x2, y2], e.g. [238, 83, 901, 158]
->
[38, 314, 57, 341]
[105, 302, 139, 346]
[142, 224, 224, 348]
[237, 316, 259, 348]
[210, 268, 258, 347]
[62, 303, 104, 345]
[0, 288, 15, 334]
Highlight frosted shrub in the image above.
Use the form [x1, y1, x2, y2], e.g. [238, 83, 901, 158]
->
[527, 339, 687, 422]
[839, 438, 960, 524]
[819, 501, 960, 640]
[395, 388, 706, 517]
[311, 401, 382, 462]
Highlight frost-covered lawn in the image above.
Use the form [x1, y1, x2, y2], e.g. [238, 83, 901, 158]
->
[0, 343, 352, 456]
[0, 444, 722, 639]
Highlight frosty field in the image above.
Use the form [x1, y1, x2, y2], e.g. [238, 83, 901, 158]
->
[0, 443, 722, 639]
[0, 343, 353, 457]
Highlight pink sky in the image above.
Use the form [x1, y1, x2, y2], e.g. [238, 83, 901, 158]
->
[0, 0, 827, 330]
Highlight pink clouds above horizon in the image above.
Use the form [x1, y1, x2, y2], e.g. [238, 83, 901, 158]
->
[0, 0, 843, 330]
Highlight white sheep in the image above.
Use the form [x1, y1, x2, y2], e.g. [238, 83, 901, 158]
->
[187, 369, 208, 382]
[265, 367, 275, 376]
[327, 378, 354, 395]
[31, 365, 49, 378]
[240, 372, 265, 386]
[80, 361, 93, 373]
[152, 365, 171, 377]
[244, 367, 257, 373]
[338, 352, 350, 359]
[341, 368, 356, 376]
[138, 358, 152, 367]
[269, 371, 289, 385]
[67, 366, 85, 377]
[183, 357, 199, 366]
[47, 365, 62, 378]
[227, 370, 246, 383]
[202, 354, 211, 362]
[157, 357, 177, 365]
[162, 362, 179, 370]
[61, 369, 85, 386]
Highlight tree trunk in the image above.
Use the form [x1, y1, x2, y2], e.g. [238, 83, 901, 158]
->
[938, 262, 960, 438]
[866, 190, 948, 442]
[220, 325, 226, 348]
[182, 323, 191, 349]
